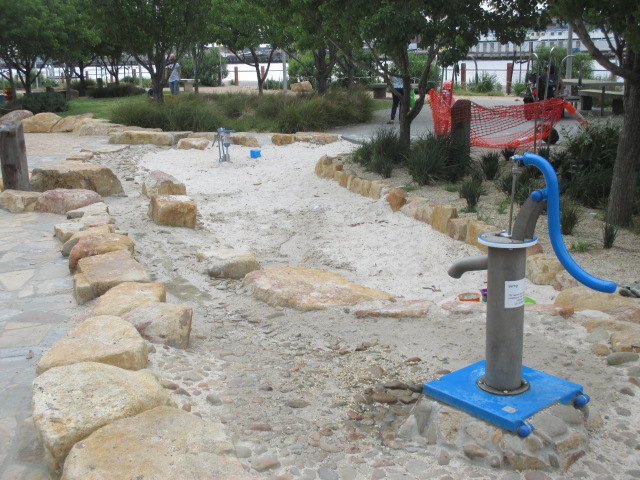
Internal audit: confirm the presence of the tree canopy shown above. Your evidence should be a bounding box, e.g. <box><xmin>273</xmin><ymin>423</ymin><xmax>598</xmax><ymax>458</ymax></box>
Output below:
<box><xmin>551</xmin><ymin>0</ymin><xmax>640</xmax><ymax>226</ymax></box>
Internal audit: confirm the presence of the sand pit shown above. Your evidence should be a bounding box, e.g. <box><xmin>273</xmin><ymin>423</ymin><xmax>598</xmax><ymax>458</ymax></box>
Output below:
<box><xmin>23</xmin><ymin>131</ymin><xmax>640</xmax><ymax>479</ymax></box>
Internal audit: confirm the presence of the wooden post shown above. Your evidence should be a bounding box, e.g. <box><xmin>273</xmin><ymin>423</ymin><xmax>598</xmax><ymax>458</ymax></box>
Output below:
<box><xmin>451</xmin><ymin>100</ymin><xmax>471</xmax><ymax>160</ymax></box>
<box><xmin>0</xmin><ymin>121</ymin><xmax>30</xmax><ymax>191</ymax></box>
<box><xmin>506</xmin><ymin>62</ymin><xmax>513</xmax><ymax>95</ymax></box>
<box><xmin>234</xmin><ymin>67</ymin><xmax>239</xmax><ymax>86</ymax></box>
<box><xmin>260</xmin><ymin>66</ymin><xmax>266</xmax><ymax>80</ymax></box>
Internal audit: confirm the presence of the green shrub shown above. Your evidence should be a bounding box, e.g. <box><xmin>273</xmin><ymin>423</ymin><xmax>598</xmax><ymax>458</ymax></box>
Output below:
<box><xmin>406</xmin><ymin>133</ymin><xmax>448</xmax><ymax>185</ymax></box>
<box><xmin>496</xmin><ymin>165</ymin><xmax>543</xmax><ymax>205</ymax></box>
<box><xmin>468</xmin><ymin>72</ymin><xmax>501</xmax><ymax>94</ymax></box>
<box><xmin>560</xmin><ymin>200</ymin><xmax>582</xmax><ymax>235</ymax></box>
<box><xmin>69</xmin><ymin>78</ymin><xmax>96</xmax><ymax>96</ymax></box>
<box><xmin>459</xmin><ymin>176</ymin><xmax>487</xmax><ymax>211</ymax></box>
<box><xmin>88</xmin><ymin>83</ymin><xmax>146</xmax><ymax>98</ymax></box>
<box><xmin>4</xmin><ymin>91</ymin><xmax>68</xmax><ymax>114</ymax></box>
<box><xmin>480</xmin><ymin>152</ymin><xmax>501</xmax><ymax>180</ymax></box>
<box><xmin>352</xmin><ymin>128</ymin><xmax>406</xmax><ymax>178</ymax></box>
<box><xmin>180</xmin><ymin>48</ymin><xmax>228</xmax><ymax>87</ymax></box>
<box><xmin>511</xmin><ymin>82</ymin><xmax>527</xmax><ymax>96</ymax></box>
<box><xmin>554</xmin><ymin>120</ymin><xmax>621</xmax><ymax>208</ymax></box>
<box><xmin>500</xmin><ymin>147</ymin><xmax>517</xmax><ymax>162</ymax></box>
<box><xmin>109</xmin><ymin>87</ymin><xmax>373</xmax><ymax>134</ymax></box>
<box><xmin>570</xmin><ymin>240</ymin><xmax>594</xmax><ymax>252</ymax></box>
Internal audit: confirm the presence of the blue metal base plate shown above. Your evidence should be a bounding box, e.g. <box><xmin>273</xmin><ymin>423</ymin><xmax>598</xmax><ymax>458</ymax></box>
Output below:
<box><xmin>423</xmin><ymin>360</ymin><xmax>584</xmax><ymax>432</ymax></box>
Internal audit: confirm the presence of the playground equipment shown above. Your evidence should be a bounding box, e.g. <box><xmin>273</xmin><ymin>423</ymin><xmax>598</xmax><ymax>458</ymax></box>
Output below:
<box><xmin>424</xmin><ymin>151</ymin><xmax>616</xmax><ymax>436</ymax></box>
<box><xmin>213</xmin><ymin>127</ymin><xmax>235</xmax><ymax>162</ymax></box>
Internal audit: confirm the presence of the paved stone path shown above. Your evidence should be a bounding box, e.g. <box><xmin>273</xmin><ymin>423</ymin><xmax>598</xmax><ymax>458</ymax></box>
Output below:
<box><xmin>0</xmin><ymin>210</ymin><xmax>89</xmax><ymax>479</ymax></box>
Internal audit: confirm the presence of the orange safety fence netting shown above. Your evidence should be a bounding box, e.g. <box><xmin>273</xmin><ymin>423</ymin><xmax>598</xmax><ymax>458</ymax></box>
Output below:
<box><xmin>429</xmin><ymin>88</ymin><xmax>577</xmax><ymax>149</ymax></box>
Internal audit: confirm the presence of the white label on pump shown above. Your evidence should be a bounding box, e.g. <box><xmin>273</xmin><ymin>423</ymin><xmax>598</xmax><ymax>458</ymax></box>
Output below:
<box><xmin>505</xmin><ymin>279</ymin><xmax>525</xmax><ymax>308</ymax></box>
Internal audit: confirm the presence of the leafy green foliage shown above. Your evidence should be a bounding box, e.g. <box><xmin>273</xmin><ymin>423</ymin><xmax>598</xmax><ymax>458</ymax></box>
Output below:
<box><xmin>480</xmin><ymin>152</ymin><xmax>502</xmax><ymax>180</ymax></box>
<box><xmin>496</xmin><ymin>165</ymin><xmax>543</xmax><ymax>205</ymax></box>
<box><xmin>459</xmin><ymin>176</ymin><xmax>487</xmax><ymax>211</ymax></box>
<box><xmin>109</xmin><ymin>87</ymin><xmax>373</xmax><ymax>133</ymax></box>
<box><xmin>552</xmin><ymin>120</ymin><xmax>621</xmax><ymax>208</ymax></box>
<box><xmin>4</xmin><ymin>91</ymin><xmax>68</xmax><ymax>114</ymax></box>
<box><xmin>468</xmin><ymin>72</ymin><xmax>502</xmax><ymax>94</ymax></box>
<box><xmin>560</xmin><ymin>200</ymin><xmax>582</xmax><ymax>235</ymax></box>
<box><xmin>180</xmin><ymin>48</ymin><xmax>228</xmax><ymax>87</ymax></box>
<box><xmin>406</xmin><ymin>133</ymin><xmax>448</xmax><ymax>185</ymax></box>
<box><xmin>88</xmin><ymin>84</ymin><xmax>146</xmax><ymax>98</ymax></box>
<box><xmin>351</xmin><ymin>128</ymin><xmax>407</xmax><ymax>178</ymax></box>
<box><xmin>529</xmin><ymin>45</ymin><xmax>594</xmax><ymax>81</ymax></box>
<box><xmin>275</xmin><ymin>87</ymin><xmax>373</xmax><ymax>133</ymax></box>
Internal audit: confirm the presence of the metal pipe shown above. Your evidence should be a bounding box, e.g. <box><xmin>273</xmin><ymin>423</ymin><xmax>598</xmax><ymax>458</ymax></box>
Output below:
<box><xmin>484</xmin><ymin>246</ymin><xmax>527</xmax><ymax>391</ymax></box>
<box><xmin>447</xmin><ymin>255</ymin><xmax>488</xmax><ymax>279</ymax></box>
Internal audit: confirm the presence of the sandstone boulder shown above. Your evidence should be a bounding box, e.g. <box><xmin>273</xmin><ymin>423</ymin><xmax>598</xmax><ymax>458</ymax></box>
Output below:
<box><xmin>109</xmin><ymin>130</ymin><xmax>191</xmax><ymax>146</ymax></box>
<box><xmin>431</xmin><ymin>204</ymin><xmax>458</xmax><ymax>233</ymax></box>
<box><xmin>230</xmin><ymin>134</ymin><xmax>260</xmax><ymax>148</ymax></box>
<box><xmin>50</xmin><ymin>113</ymin><xmax>96</xmax><ymax>133</ymax></box>
<box><xmin>148</xmin><ymin>195</ymin><xmax>197</xmax><ymax>228</ymax></box>
<box><xmin>93</xmin><ymin>282</ymin><xmax>166</xmax><ymax>317</ymax></box>
<box><xmin>123</xmin><ymin>302</ymin><xmax>192</xmax><ymax>349</ymax></box>
<box><xmin>36</xmin><ymin>316</ymin><xmax>148</xmax><ymax>375</ymax></box>
<box><xmin>35</xmin><ymin>188</ymin><xmax>102</xmax><ymax>215</ymax></box>
<box><xmin>271</xmin><ymin>133</ymin><xmax>295</xmax><ymax>145</ymax></box>
<box><xmin>68</xmin><ymin>233</ymin><xmax>135</xmax><ymax>272</ymax></box>
<box><xmin>187</xmin><ymin>132</ymin><xmax>217</xmax><ymax>141</ymax></box>
<box><xmin>555</xmin><ymin>286</ymin><xmax>639</xmax><ymax>318</ymax></box>
<box><xmin>386</xmin><ymin>188</ymin><xmax>408</xmax><ymax>212</ymax></box>
<box><xmin>466</xmin><ymin>219</ymin><xmax>498</xmax><ymax>252</ymax></box>
<box><xmin>355</xmin><ymin>300</ymin><xmax>434</xmax><ymax>318</ymax></box>
<box><xmin>65</xmin><ymin>151</ymin><xmax>94</xmax><ymax>162</ymax></box>
<box><xmin>30</xmin><ymin>163</ymin><xmax>123</xmax><ymax>197</ymax></box>
<box><xmin>73</xmin><ymin>119</ymin><xmax>122</xmax><ymax>136</ymax></box>
<box><xmin>290</xmin><ymin>81</ymin><xmax>313</xmax><ymax>92</ymax></box>
<box><xmin>21</xmin><ymin>112</ymin><xmax>61</xmax><ymax>133</ymax></box>
<box><xmin>369</xmin><ymin>181</ymin><xmax>390</xmax><ymax>200</ymax></box>
<box><xmin>197</xmin><ymin>248</ymin><xmax>260</xmax><ymax>279</ymax></box>
<box><xmin>61</xmin><ymin>225</ymin><xmax>115</xmax><ymax>256</ymax></box>
<box><xmin>32</xmin><ymin>362</ymin><xmax>173</xmax><ymax>471</ymax></box>
<box><xmin>526</xmin><ymin>254</ymin><xmax>565</xmax><ymax>285</ymax></box>
<box><xmin>295</xmin><ymin>133</ymin><xmax>338</xmax><ymax>144</ymax></box>
<box><xmin>54</xmin><ymin>222</ymin><xmax>86</xmax><ymax>243</ymax></box>
<box><xmin>73</xmin><ymin>250</ymin><xmax>150</xmax><ymax>304</ymax></box>
<box><xmin>0</xmin><ymin>189</ymin><xmax>40</xmax><ymax>213</ymax></box>
<box><xmin>60</xmin><ymin>406</ymin><xmax>249</xmax><ymax>480</ymax></box>
<box><xmin>66</xmin><ymin>201</ymin><xmax>109</xmax><ymax>219</ymax></box>
<box><xmin>176</xmin><ymin>137</ymin><xmax>210</xmax><ymax>150</ymax></box>
<box><xmin>448</xmin><ymin>217</ymin><xmax>470</xmax><ymax>241</ymax></box>
<box><xmin>242</xmin><ymin>266</ymin><xmax>395</xmax><ymax>311</ymax></box>
<box><xmin>315</xmin><ymin>155</ymin><xmax>332</xmax><ymax>177</ymax></box>
<box><xmin>142</xmin><ymin>170</ymin><xmax>187</xmax><ymax>198</ymax></box>
<box><xmin>0</xmin><ymin>109</ymin><xmax>33</xmax><ymax>124</ymax></box>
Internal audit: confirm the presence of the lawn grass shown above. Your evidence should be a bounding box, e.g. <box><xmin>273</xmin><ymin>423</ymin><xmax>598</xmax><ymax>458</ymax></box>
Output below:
<box><xmin>373</xmin><ymin>99</ymin><xmax>392</xmax><ymax>110</ymax></box>
<box><xmin>60</xmin><ymin>95</ymin><xmax>143</xmax><ymax>119</ymax></box>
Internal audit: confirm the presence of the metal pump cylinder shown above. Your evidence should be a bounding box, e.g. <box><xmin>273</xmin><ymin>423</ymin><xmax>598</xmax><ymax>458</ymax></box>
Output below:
<box><xmin>484</xmin><ymin>245</ymin><xmax>527</xmax><ymax>392</ymax></box>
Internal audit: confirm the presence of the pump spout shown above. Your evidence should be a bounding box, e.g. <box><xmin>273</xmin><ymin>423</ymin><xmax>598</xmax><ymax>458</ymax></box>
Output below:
<box><xmin>448</xmin><ymin>255</ymin><xmax>489</xmax><ymax>279</ymax></box>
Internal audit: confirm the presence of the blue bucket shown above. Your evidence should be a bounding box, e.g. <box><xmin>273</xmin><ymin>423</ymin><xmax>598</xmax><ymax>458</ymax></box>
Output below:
<box><xmin>250</xmin><ymin>149</ymin><xmax>261</xmax><ymax>158</ymax></box>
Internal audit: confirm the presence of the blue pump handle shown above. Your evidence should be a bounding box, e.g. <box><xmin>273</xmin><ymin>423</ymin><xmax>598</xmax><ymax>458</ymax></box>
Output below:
<box><xmin>513</xmin><ymin>152</ymin><xmax>616</xmax><ymax>293</ymax></box>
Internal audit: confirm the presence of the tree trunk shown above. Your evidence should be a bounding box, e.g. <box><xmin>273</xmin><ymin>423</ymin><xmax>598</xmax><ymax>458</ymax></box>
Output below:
<box><xmin>607</xmin><ymin>78</ymin><xmax>640</xmax><ymax>226</ymax></box>
<box><xmin>64</xmin><ymin>65</ymin><xmax>73</xmax><ymax>101</ymax></box>
<box><xmin>152</xmin><ymin>73</ymin><xmax>164</xmax><ymax>104</ymax></box>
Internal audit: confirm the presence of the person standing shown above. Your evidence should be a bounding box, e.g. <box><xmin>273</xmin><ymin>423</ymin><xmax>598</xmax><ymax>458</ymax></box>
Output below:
<box><xmin>387</xmin><ymin>75</ymin><xmax>404</xmax><ymax>124</ymax></box>
<box><xmin>168</xmin><ymin>55</ymin><xmax>181</xmax><ymax>95</ymax></box>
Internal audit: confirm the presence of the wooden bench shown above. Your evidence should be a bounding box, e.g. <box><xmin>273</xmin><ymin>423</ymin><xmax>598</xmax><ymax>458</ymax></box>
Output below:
<box><xmin>578</xmin><ymin>89</ymin><xmax>624</xmax><ymax>115</ymax></box>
